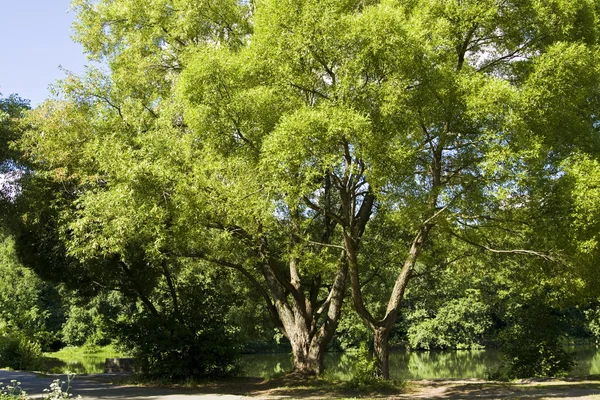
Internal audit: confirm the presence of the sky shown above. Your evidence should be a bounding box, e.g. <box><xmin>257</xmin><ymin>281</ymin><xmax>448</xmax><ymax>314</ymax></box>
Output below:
<box><xmin>0</xmin><ymin>1</ymin><xmax>89</xmax><ymax>107</ymax></box>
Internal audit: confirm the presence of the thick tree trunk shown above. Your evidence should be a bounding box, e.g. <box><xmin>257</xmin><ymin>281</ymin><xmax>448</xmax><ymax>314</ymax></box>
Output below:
<box><xmin>289</xmin><ymin>330</ymin><xmax>325</xmax><ymax>375</ymax></box>
<box><xmin>284</xmin><ymin>262</ymin><xmax>347</xmax><ymax>375</ymax></box>
<box><xmin>373</xmin><ymin>327</ymin><xmax>391</xmax><ymax>379</ymax></box>
<box><xmin>260</xmin><ymin>247</ymin><xmax>348</xmax><ymax>376</ymax></box>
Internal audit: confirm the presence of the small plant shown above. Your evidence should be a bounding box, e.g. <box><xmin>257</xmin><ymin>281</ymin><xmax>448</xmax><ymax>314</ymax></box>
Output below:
<box><xmin>42</xmin><ymin>374</ymin><xmax>81</xmax><ymax>400</ymax></box>
<box><xmin>346</xmin><ymin>344</ymin><xmax>398</xmax><ymax>391</ymax></box>
<box><xmin>0</xmin><ymin>380</ymin><xmax>27</xmax><ymax>399</ymax></box>
<box><xmin>0</xmin><ymin>375</ymin><xmax>81</xmax><ymax>400</ymax></box>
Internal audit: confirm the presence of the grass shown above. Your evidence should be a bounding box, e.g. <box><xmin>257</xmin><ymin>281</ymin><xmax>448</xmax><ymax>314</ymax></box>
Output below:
<box><xmin>104</xmin><ymin>371</ymin><xmax>408</xmax><ymax>399</ymax></box>
<box><xmin>44</xmin><ymin>344</ymin><xmax>126</xmax><ymax>358</ymax></box>
<box><xmin>41</xmin><ymin>345</ymin><xmax>127</xmax><ymax>374</ymax></box>
<box><xmin>92</xmin><ymin>372</ymin><xmax>600</xmax><ymax>399</ymax></box>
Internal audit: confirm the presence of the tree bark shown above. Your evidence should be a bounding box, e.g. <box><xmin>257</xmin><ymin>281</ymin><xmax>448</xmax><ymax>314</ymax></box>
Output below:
<box><xmin>276</xmin><ymin>262</ymin><xmax>347</xmax><ymax>375</ymax></box>
<box><xmin>288</xmin><ymin>325</ymin><xmax>326</xmax><ymax>375</ymax></box>
<box><xmin>373</xmin><ymin>327</ymin><xmax>391</xmax><ymax>379</ymax></box>
<box><xmin>258</xmin><ymin>239</ymin><xmax>348</xmax><ymax>376</ymax></box>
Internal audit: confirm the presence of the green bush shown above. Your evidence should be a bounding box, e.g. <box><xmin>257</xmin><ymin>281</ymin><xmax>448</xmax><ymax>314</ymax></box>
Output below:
<box><xmin>346</xmin><ymin>344</ymin><xmax>397</xmax><ymax>390</ymax></box>
<box><xmin>117</xmin><ymin>315</ymin><xmax>239</xmax><ymax>379</ymax></box>
<box><xmin>61</xmin><ymin>306</ymin><xmax>93</xmax><ymax>347</ymax></box>
<box><xmin>0</xmin><ymin>334</ymin><xmax>42</xmax><ymax>371</ymax></box>
<box><xmin>492</xmin><ymin>304</ymin><xmax>575</xmax><ymax>379</ymax></box>
<box><xmin>111</xmin><ymin>273</ymin><xmax>242</xmax><ymax>380</ymax></box>
<box><xmin>407</xmin><ymin>293</ymin><xmax>492</xmax><ymax>350</ymax></box>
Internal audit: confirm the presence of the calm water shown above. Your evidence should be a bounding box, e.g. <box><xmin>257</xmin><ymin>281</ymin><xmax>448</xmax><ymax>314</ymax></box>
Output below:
<box><xmin>43</xmin><ymin>346</ymin><xmax>600</xmax><ymax>379</ymax></box>
<box><xmin>241</xmin><ymin>346</ymin><xmax>600</xmax><ymax>380</ymax></box>
<box><xmin>42</xmin><ymin>351</ymin><xmax>122</xmax><ymax>374</ymax></box>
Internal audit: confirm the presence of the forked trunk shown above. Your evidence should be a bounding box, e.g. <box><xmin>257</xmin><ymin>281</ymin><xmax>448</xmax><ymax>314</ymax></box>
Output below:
<box><xmin>289</xmin><ymin>331</ymin><xmax>325</xmax><ymax>375</ymax></box>
<box><xmin>260</xmin><ymin>250</ymin><xmax>348</xmax><ymax>376</ymax></box>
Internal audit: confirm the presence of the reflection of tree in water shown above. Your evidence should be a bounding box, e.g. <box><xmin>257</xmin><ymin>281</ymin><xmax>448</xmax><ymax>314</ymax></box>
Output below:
<box><xmin>391</xmin><ymin>350</ymin><xmax>501</xmax><ymax>380</ymax></box>
<box><xmin>588</xmin><ymin>351</ymin><xmax>600</xmax><ymax>375</ymax></box>
<box><xmin>241</xmin><ymin>353</ymin><xmax>292</xmax><ymax>377</ymax></box>
<box><xmin>242</xmin><ymin>350</ymin><xmax>504</xmax><ymax>380</ymax></box>
<box><xmin>42</xmin><ymin>356</ymin><xmax>106</xmax><ymax>374</ymax></box>
<box><xmin>322</xmin><ymin>352</ymin><xmax>358</xmax><ymax>381</ymax></box>
<box><xmin>322</xmin><ymin>350</ymin><xmax>503</xmax><ymax>380</ymax></box>
<box><xmin>569</xmin><ymin>346</ymin><xmax>600</xmax><ymax>376</ymax></box>
<box><xmin>49</xmin><ymin>346</ymin><xmax>593</xmax><ymax>378</ymax></box>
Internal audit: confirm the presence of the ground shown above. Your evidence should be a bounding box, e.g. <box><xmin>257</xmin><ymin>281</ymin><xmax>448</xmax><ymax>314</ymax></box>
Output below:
<box><xmin>186</xmin><ymin>376</ymin><xmax>600</xmax><ymax>399</ymax></box>
<box><xmin>1</xmin><ymin>370</ymin><xmax>600</xmax><ymax>399</ymax></box>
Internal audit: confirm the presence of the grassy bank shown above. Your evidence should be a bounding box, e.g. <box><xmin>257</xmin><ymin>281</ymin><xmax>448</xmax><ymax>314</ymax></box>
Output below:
<box><xmin>42</xmin><ymin>345</ymin><xmax>127</xmax><ymax>374</ymax></box>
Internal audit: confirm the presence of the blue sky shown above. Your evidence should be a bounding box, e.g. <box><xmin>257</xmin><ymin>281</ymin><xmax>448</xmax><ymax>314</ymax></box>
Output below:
<box><xmin>0</xmin><ymin>1</ymin><xmax>89</xmax><ymax>107</ymax></box>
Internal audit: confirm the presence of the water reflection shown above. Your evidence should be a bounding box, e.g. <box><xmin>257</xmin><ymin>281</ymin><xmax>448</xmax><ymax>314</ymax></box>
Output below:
<box><xmin>44</xmin><ymin>345</ymin><xmax>600</xmax><ymax>378</ymax></box>
<box><xmin>242</xmin><ymin>346</ymin><xmax>600</xmax><ymax>380</ymax></box>
<box><xmin>42</xmin><ymin>355</ymin><xmax>109</xmax><ymax>374</ymax></box>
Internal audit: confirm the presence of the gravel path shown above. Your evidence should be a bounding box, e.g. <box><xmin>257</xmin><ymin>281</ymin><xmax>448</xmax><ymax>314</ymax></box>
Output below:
<box><xmin>0</xmin><ymin>370</ymin><xmax>250</xmax><ymax>400</ymax></box>
<box><xmin>2</xmin><ymin>369</ymin><xmax>600</xmax><ymax>399</ymax></box>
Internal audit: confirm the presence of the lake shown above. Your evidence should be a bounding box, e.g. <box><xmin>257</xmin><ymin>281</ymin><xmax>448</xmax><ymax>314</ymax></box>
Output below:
<box><xmin>43</xmin><ymin>345</ymin><xmax>600</xmax><ymax>379</ymax></box>
<box><xmin>242</xmin><ymin>346</ymin><xmax>600</xmax><ymax>380</ymax></box>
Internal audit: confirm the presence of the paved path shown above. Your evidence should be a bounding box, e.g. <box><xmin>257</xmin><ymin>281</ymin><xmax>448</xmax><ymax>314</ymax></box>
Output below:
<box><xmin>0</xmin><ymin>370</ymin><xmax>250</xmax><ymax>400</ymax></box>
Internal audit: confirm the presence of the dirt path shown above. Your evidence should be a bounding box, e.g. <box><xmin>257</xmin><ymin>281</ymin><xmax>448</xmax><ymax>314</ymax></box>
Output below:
<box><xmin>395</xmin><ymin>378</ymin><xmax>600</xmax><ymax>399</ymax></box>
<box><xmin>2</xmin><ymin>370</ymin><xmax>600</xmax><ymax>399</ymax></box>
<box><xmin>187</xmin><ymin>377</ymin><xmax>600</xmax><ymax>399</ymax></box>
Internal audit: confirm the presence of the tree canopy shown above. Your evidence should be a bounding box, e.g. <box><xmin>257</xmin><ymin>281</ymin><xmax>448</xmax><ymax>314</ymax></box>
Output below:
<box><xmin>6</xmin><ymin>0</ymin><xmax>600</xmax><ymax>379</ymax></box>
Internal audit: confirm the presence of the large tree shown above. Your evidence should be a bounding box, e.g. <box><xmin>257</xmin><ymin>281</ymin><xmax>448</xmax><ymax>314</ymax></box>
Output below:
<box><xmin>17</xmin><ymin>0</ymin><xmax>600</xmax><ymax>379</ymax></box>
<box><xmin>180</xmin><ymin>0</ymin><xmax>600</xmax><ymax>378</ymax></box>
<box><xmin>19</xmin><ymin>0</ymin><xmax>350</xmax><ymax>375</ymax></box>
<box><xmin>338</xmin><ymin>0</ymin><xmax>600</xmax><ymax>377</ymax></box>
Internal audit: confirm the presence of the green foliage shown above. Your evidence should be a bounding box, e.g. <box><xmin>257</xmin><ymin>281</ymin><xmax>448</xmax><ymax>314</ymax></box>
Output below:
<box><xmin>0</xmin><ymin>93</ymin><xmax>29</xmax><ymax>172</ymax></box>
<box><xmin>0</xmin><ymin>333</ymin><xmax>42</xmax><ymax>371</ymax></box>
<box><xmin>342</xmin><ymin>345</ymin><xmax>400</xmax><ymax>391</ymax></box>
<box><xmin>0</xmin><ymin>233</ymin><xmax>64</xmax><ymax>351</ymax></box>
<box><xmin>10</xmin><ymin>0</ymin><xmax>600</xmax><ymax>380</ymax></box>
<box><xmin>61</xmin><ymin>292</ymin><xmax>121</xmax><ymax>347</ymax></box>
<box><xmin>335</xmin><ymin>305</ymin><xmax>372</xmax><ymax>351</ymax></box>
<box><xmin>407</xmin><ymin>294</ymin><xmax>491</xmax><ymax>350</ymax></box>
<box><xmin>585</xmin><ymin>307</ymin><xmax>600</xmax><ymax>341</ymax></box>
<box><xmin>109</xmin><ymin>268</ymin><xmax>242</xmax><ymax>379</ymax></box>
<box><xmin>346</xmin><ymin>344</ymin><xmax>385</xmax><ymax>389</ymax></box>
<box><xmin>492</xmin><ymin>302</ymin><xmax>575</xmax><ymax>379</ymax></box>
<box><xmin>115</xmin><ymin>315</ymin><xmax>239</xmax><ymax>379</ymax></box>
<box><xmin>60</xmin><ymin>307</ymin><xmax>92</xmax><ymax>347</ymax></box>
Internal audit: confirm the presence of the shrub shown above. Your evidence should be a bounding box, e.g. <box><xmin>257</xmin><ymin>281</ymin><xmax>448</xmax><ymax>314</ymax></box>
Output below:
<box><xmin>0</xmin><ymin>334</ymin><xmax>42</xmax><ymax>371</ymax></box>
<box><xmin>346</xmin><ymin>344</ymin><xmax>398</xmax><ymax>390</ymax></box>
<box><xmin>111</xmin><ymin>273</ymin><xmax>242</xmax><ymax>380</ymax></box>
<box><xmin>114</xmin><ymin>314</ymin><xmax>240</xmax><ymax>379</ymax></box>
<box><xmin>492</xmin><ymin>303</ymin><xmax>575</xmax><ymax>379</ymax></box>
<box><xmin>407</xmin><ymin>293</ymin><xmax>492</xmax><ymax>350</ymax></box>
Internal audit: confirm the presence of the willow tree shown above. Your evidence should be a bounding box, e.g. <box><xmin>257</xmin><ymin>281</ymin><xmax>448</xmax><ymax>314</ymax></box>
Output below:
<box><xmin>188</xmin><ymin>0</ymin><xmax>599</xmax><ymax>378</ymax></box>
<box><xmin>19</xmin><ymin>0</ymin><xmax>600</xmax><ymax>378</ymax></box>
<box><xmin>340</xmin><ymin>0</ymin><xmax>600</xmax><ymax>378</ymax></box>
<box><xmin>20</xmin><ymin>0</ymin><xmax>351</xmax><ymax>375</ymax></box>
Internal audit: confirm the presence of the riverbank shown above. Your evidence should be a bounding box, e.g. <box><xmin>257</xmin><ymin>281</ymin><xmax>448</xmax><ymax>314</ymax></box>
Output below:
<box><xmin>2</xmin><ymin>369</ymin><xmax>599</xmax><ymax>399</ymax></box>
<box><xmin>43</xmin><ymin>345</ymin><xmax>600</xmax><ymax>378</ymax></box>
<box><xmin>88</xmin><ymin>374</ymin><xmax>600</xmax><ymax>399</ymax></box>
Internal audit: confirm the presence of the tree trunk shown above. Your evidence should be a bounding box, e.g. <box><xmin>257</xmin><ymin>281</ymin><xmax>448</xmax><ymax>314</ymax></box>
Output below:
<box><xmin>260</xmin><ymin>251</ymin><xmax>348</xmax><ymax>376</ymax></box>
<box><xmin>289</xmin><ymin>330</ymin><xmax>325</xmax><ymax>375</ymax></box>
<box><xmin>284</xmin><ymin>262</ymin><xmax>347</xmax><ymax>375</ymax></box>
<box><xmin>373</xmin><ymin>327</ymin><xmax>391</xmax><ymax>379</ymax></box>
